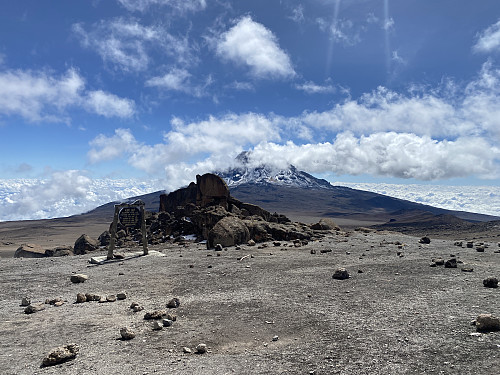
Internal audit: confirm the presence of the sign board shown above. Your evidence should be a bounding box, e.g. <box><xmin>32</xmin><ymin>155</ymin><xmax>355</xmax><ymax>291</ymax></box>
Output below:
<box><xmin>119</xmin><ymin>206</ymin><xmax>141</xmax><ymax>228</ymax></box>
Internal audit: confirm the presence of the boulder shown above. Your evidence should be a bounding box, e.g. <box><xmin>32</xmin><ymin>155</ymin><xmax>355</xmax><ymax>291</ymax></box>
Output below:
<box><xmin>419</xmin><ymin>236</ymin><xmax>431</xmax><ymax>244</ymax></box>
<box><xmin>444</xmin><ymin>258</ymin><xmax>457</xmax><ymax>268</ymax></box>
<box><xmin>476</xmin><ymin>314</ymin><xmax>500</xmax><ymax>332</ymax></box>
<box><xmin>14</xmin><ymin>244</ymin><xmax>47</xmax><ymax>258</ymax></box>
<box><xmin>483</xmin><ymin>277</ymin><xmax>498</xmax><ymax>288</ymax></box>
<box><xmin>332</xmin><ymin>268</ymin><xmax>350</xmax><ymax>280</ymax></box>
<box><xmin>42</xmin><ymin>344</ymin><xmax>79</xmax><ymax>367</ymax></box>
<box><xmin>98</xmin><ymin>231</ymin><xmax>111</xmax><ymax>247</ymax></box>
<box><xmin>73</xmin><ymin>234</ymin><xmax>98</xmax><ymax>255</ymax></box>
<box><xmin>45</xmin><ymin>246</ymin><xmax>73</xmax><ymax>257</ymax></box>
<box><xmin>196</xmin><ymin>173</ymin><xmax>230</xmax><ymax>208</ymax></box>
<box><xmin>310</xmin><ymin>218</ymin><xmax>340</xmax><ymax>231</ymax></box>
<box><xmin>208</xmin><ymin>216</ymin><xmax>250</xmax><ymax>248</ymax></box>
<box><xmin>24</xmin><ymin>303</ymin><xmax>45</xmax><ymax>314</ymax></box>
<box><xmin>70</xmin><ymin>274</ymin><xmax>88</xmax><ymax>284</ymax></box>
<box><xmin>120</xmin><ymin>327</ymin><xmax>136</xmax><ymax>340</ymax></box>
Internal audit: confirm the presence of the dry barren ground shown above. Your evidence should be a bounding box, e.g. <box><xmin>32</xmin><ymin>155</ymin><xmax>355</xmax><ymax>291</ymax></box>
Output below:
<box><xmin>1</xmin><ymin>231</ymin><xmax>500</xmax><ymax>374</ymax></box>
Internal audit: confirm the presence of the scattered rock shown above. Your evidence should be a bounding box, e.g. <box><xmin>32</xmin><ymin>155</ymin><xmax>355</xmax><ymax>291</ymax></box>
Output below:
<box><xmin>444</xmin><ymin>258</ymin><xmax>457</xmax><ymax>268</ymax></box>
<box><xmin>42</xmin><ymin>343</ymin><xmax>79</xmax><ymax>367</ymax></box>
<box><xmin>45</xmin><ymin>297</ymin><xmax>63</xmax><ymax>305</ymax></box>
<box><xmin>419</xmin><ymin>237</ymin><xmax>431</xmax><ymax>244</ymax></box>
<box><xmin>162</xmin><ymin>319</ymin><xmax>173</xmax><ymax>327</ymax></box>
<box><xmin>86</xmin><ymin>293</ymin><xmax>100</xmax><ymax>302</ymax></box>
<box><xmin>183</xmin><ymin>347</ymin><xmax>192</xmax><ymax>354</ymax></box>
<box><xmin>454</xmin><ymin>241</ymin><xmax>463</xmax><ymax>247</ymax></box>
<box><xmin>432</xmin><ymin>258</ymin><xmax>445</xmax><ymax>266</ymax></box>
<box><xmin>70</xmin><ymin>274</ymin><xmax>88</xmax><ymax>284</ymax></box>
<box><xmin>461</xmin><ymin>267</ymin><xmax>474</xmax><ymax>272</ymax></box>
<box><xmin>21</xmin><ymin>297</ymin><xmax>31</xmax><ymax>306</ymax></box>
<box><xmin>247</xmin><ymin>240</ymin><xmax>256</xmax><ymax>246</ymax></box>
<box><xmin>152</xmin><ymin>321</ymin><xmax>163</xmax><ymax>331</ymax></box>
<box><xmin>320</xmin><ymin>249</ymin><xmax>332</xmax><ymax>253</ymax></box>
<box><xmin>24</xmin><ymin>303</ymin><xmax>45</xmax><ymax>314</ymax></box>
<box><xmin>196</xmin><ymin>343</ymin><xmax>207</xmax><ymax>354</ymax></box>
<box><xmin>273</xmin><ymin>242</ymin><xmax>281</xmax><ymax>247</ymax></box>
<box><xmin>476</xmin><ymin>247</ymin><xmax>485</xmax><ymax>253</ymax></box>
<box><xmin>466</xmin><ymin>241</ymin><xmax>474</xmax><ymax>248</ymax></box>
<box><xmin>76</xmin><ymin>293</ymin><xmax>87</xmax><ymax>303</ymax></box>
<box><xmin>476</xmin><ymin>314</ymin><xmax>500</xmax><ymax>332</ymax></box>
<box><xmin>144</xmin><ymin>310</ymin><xmax>166</xmax><ymax>320</ymax></box>
<box><xmin>310</xmin><ymin>218</ymin><xmax>340</xmax><ymax>231</ymax></box>
<box><xmin>120</xmin><ymin>327</ymin><xmax>136</xmax><ymax>340</ymax></box>
<box><xmin>73</xmin><ymin>234</ymin><xmax>99</xmax><ymax>255</ymax></box>
<box><xmin>310</xmin><ymin>249</ymin><xmax>316</xmax><ymax>254</ymax></box>
<box><xmin>133</xmin><ymin>305</ymin><xmax>144</xmax><ymax>312</ymax></box>
<box><xmin>214</xmin><ymin>243</ymin><xmax>223</xmax><ymax>251</ymax></box>
<box><xmin>483</xmin><ymin>277</ymin><xmax>498</xmax><ymax>288</ymax></box>
<box><xmin>106</xmin><ymin>295</ymin><xmax>117</xmax><ymax>302</ymax></box>
<box><xmin>272</xmin><ymin>335</ymin><xmax>279</xmax><ymax>342</ymax></box>
<box><xmin>167</xmin><ymin>297</ymin><xmax>180</xmax><ymax>308</ymax></box>
<box><xmin>332</xmin><ymin>268</ymin><xmax>350</xmax><ymax>280</ymax></box>
<box><xmin>14</xmin><ymin>243</ymin><xmax>47</xmax><ymax>258</ymax></box>
<box><xmin>117</xmin><ymin>292</ymin><xmax>127</xmax><ymax>300</ymax></box>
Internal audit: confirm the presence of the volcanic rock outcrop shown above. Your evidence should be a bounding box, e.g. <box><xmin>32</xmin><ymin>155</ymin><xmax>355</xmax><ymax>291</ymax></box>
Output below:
<box><xmin>108</xmin><ymin>173</ymin><xmax>339</xmax><ymax>249</ymax></box>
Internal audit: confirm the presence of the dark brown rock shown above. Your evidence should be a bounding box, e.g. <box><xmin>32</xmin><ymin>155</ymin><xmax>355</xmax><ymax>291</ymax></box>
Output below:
<box><xmin>42</xmin><ymin>344</ymin><xmax>79</xmax><ymax>367</ymax></box>
<box><xmin>483</xmin><ymin>277</ymin><xmax>498</xmax><ymax>288</ymax></box>
<box><xmin>476</xmin><ymin>314</ymin><xmax>500</xmax><ymax>332</ymax></box>
<box><xmin>332</xmin><ymin>268</ymin><xmax>350</xmax><ymax>280</ymax></box>
<box><xmin>73</xmin><ymin>234</ymin><xmax>98</xmax><ymax>255</ymax></box>
<box><xmin>14</xmin><ymin>244</ymin><xmax>47</xmax><ymax>258</ymax></box>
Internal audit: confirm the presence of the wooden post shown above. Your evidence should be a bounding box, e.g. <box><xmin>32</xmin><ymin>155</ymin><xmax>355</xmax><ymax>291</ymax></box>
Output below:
<box><xmin>107</xmin><ymin>205</ymin><xmax>120</xmax><ymax>260</ymax></box>
<box><xmin>140</xmin><ymin>204</ymin><xmax>148</xmax><ymax>255</ymax></box>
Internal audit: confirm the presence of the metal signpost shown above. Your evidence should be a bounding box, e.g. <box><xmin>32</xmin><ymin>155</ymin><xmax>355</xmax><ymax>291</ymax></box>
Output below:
<box><xmin>107</xmin><ymin>200</ymin><xmax>148</xmax><ymax>260</ymax></box>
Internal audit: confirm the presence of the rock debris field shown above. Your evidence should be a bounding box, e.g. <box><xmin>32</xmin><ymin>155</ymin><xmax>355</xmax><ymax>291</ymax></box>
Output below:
<box><xmin>1</xmin><ymin>229</ymin><xmax>500</xmax><ymax>375</ymax></box>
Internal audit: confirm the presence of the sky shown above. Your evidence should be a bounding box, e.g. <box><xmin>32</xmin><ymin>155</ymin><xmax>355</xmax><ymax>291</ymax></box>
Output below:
<box><xmin>1</xmin><ymin>0</ymin><xmax>500</xmax><ymax>220</ymax></box>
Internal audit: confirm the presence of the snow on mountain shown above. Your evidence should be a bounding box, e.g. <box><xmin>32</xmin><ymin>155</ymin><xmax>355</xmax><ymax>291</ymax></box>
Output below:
<box><xmin>217</xmin><ymin>152</ymin><xmax>332</xmax><ymax>189</ymax></box>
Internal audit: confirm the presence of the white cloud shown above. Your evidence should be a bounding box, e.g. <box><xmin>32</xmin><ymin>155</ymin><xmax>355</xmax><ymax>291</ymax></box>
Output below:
<box><xmin>316</xmin><ymin>18</ymin><xmax>361</xmax><ymax>46</ymax></box>
<box><xmin>0</xmin><ymin>68</ymin><xmax>134</xmax><ymax>122</ymax></box>
<box><xmin>88</xmin><ymin>128</ymin><xmax>140</xmax><ymax>164</ymax></box>
<box><xmin>216</xmin><ymin>16</ymin><xmax>295</xmax><ymax>80</ymax></box>
<box><xmin>295</xmin><ymin>81</ymin><xmax>336</xmax><ymax>94</ymax></box>
<box><xmin>73</xmin><ymin>18</ymin><xmax>195</xmax><ymax>72</ymax></box>
<box><xmin>117</xmin><ymin>0</ymin><xmax>206</xmax><ymax>13</ymax></box>
<box><xmin>473</xmin><ymin>19</ymin><xmax>500</xmax><ymax>53</ymax></box>
<box><xmin>85</xmin><ymin>90</ymin><xmax>135</xmax><ymax>118</ymax></box>
<box><xmin>146</xmin><ymin>68</ymin><xmax>191</xmax><ymax>91</ymax></box>
<box><xmin>289</xmin><ymin>5</ymin><xmax>305</xmax><ymax>24</ymax></box>
<box><xmin>0</xmin><ymin>174</ymin><xmax>165</xmax><ymax>221</ymax></box>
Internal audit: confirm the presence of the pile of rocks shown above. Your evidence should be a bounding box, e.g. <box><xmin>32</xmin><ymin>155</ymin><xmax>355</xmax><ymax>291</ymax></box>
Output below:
<box><xmin>102</xmin><ymin>173</ymin><xmax>341</xmax><ymax>249</ymax></box>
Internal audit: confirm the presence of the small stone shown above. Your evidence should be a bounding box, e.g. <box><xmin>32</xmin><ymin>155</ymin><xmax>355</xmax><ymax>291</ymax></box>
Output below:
<box><xmin>320</xmin><ymin>249</ymin><xmax>332</xmax><ymax>253</ymax></box>
<box><xmin>166</xmin><ymin>313</ymin><xmax>177</xmax><ymax>321</ymax></box>
<box><xmin>106</xmin><ymin>295</ymin><xmax>117</xmax><ymax>302</ymax></box>
<box><xmin>357</xmin><ymin>269</ymin><xmax>363</xmax><ymax>274</ymax></box>
<box><xmin>466</xmin><ymin>241</ymin><xmax>474</xmax><ymax>248</ymax></box>
<box><xmin>345</xmin><ymin>251</ymin><xmax>351</xmax><ymax>255</ymax></box>
<box><xmin>76</xmin><ymin>293</ymin><xmax>87</xmax><ymax>303</ymax></box>
<box><xmin>98</xmin><ymin>296</ymin><xmax>107</xmax><ymax>303</ymax></box>
<box><xmin>117</xmin><ymin>292</ymin><xmax>127</xmax><ymax>300</ymax></box>
<box><xmin>432</xmin><ymin>258</ymin><xmax>445</xmax><ymax>266</ymax></box>
<box><xmin>332</xmin><ymin>268</ymin><xmax>350</xmax><ymax>280</ymax></box>
<box><xmin>444</xmin><ymin>258</ymin><xmax>457</xmax><ymax>268</ymax></box>
<box><xmin>70</xmin><ymin>274</ymin><xmax>88</xmax><ymax>283</ymax></box>
<box><xmin>476</xmin><ymin>314</ymin><xmax>500</xmax><ymax>332</ymax></box>
<box><xmin>476</xmin><ymin>247</ymin><xmax>485</xmax><ymax>252</ymax></box>
<box><xmin>167</xmin><ymin>297</ymin><xmax>180</xmax><ymax>308</ymax></box>
<box><xmin>42</xmin><ymin>344</ymin><xmax>79</xmax><ymax>367</ymax></box>
<box><xmin>310</xmin><ymin>249</ymin><xmax>316</xmax><ymax>254</ymax></box>
<box><xmin>419</xmin><ymin>236</ymin><xmax>431</xmax><ymax>244</ymax></box>
<box><xmin>54</xmin><ymin>301</ymin><xmax>64</xmax><ymax>307</ymax></box>
<box><xmin>144</xmin><ymin>310</ymin><xmax>166</xmax><ymax>320</ymax></box>
<box><xmin>130</xmin><ymin>302</ymin><xmax>139</xmax><ymax>309</ymax></box>
<box><xmin>133</xmin><ymin>305</ymin><xmax>144</xmax><ymax>312</ymax></box>
<box><xmin>429</xmin><ymin>262</ymin><xmax>437</xmax><ymax>267</ymax></box>
<box><xmin>272</xmin><ymin>335</ymin><xmax>279</xmax><ymax>342</ymax></box>
<box><xmin>461</xmin><ymin>267</ymin><xmax>474</xmax><ymax>272</ymax></box>
<box><xmin>183</xmin><ymin>347</ymin><xmax>192</xmax><ymax>354</ymax></box>
<box><xmin>120</xmin><ymin>327</ymin><xmax>136</xmax><ymax>340</ymax></box>
<box><xmin>235</xmin><ymin>246</ymin><xmax>241</xmax><ymax>250</ymax></box>
<box><xmin>214</xmin><ymin>244</ymin><xmax>223</xmax><ymax>251</ymax></box>
<box><xmin>152</xmin><ymin>321</ymin><xmax>163</xmax><ymax>330</ymax></box>
<box><xmin>273</xmin><ymin>242</ymin><xmax>281</xmax><ymax>247</ymax></box>
<box><xmin>20</xmin><ymin>297</ymin><xmax>31</xmax><ymax>306</ymax></box>
<box><xmin>196</xmin><ymin>343</ymin><xmax>207</xmax><ymax>354</ymax></box>
<box><xmin>162</xmin><ymin>319</ymin><xmax>173</xmax><ymax>327</ymax></box>
<box><xmin>247</xmin><ymin>240</ymin><xmax>256</xmax><ymax>246</ymax></box>
<box><xmin>483</xmin><ymin>277</ymin><xmax>498</xmax><ymax>288</ymax></box>
<box><xmin>24</xmin><ymin>303</ymin><xmax>46</xmax><ymax>314</ymax></box>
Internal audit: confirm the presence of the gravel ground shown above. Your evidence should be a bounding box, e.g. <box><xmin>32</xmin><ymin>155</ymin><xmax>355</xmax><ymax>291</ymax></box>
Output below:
<box><xmin>1</xmin><ymin>230</ymin><xmax>500</xmax><ymax>374</ymax></box>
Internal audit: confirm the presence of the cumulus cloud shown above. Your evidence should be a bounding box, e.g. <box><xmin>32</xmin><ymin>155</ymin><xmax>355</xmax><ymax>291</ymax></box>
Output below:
<box><xmin>473</xmin><ymin>19</ymin><xmax>500</xmax><ymax>53</ymax></box>
<box><xmin>0</xmin><ymin>68</ymin><xmax>134</xmax><ymax>122</ymax></box>
<box><xmin>216</xmin><ymin>16</ymin><xmax>295</xmax><ymax>80</ymax></box>
<box><xmin>145</xmin><ymin>68</ymin><xmax>211</xmax><ymax>97</ymax></box>
<box><xmin>86</xmin><ymin>62</ymin><xmax>500</xmax><ymax>183</ymax></box>
<box><xmin>117</xmin><ymin>0</ymin><xmax>206</xmax><ymax>13</ymax></box>
<box><xmin>73</xmin><ymin>18</ymin><xmax>195</xmax><ymax>72</ymax></box>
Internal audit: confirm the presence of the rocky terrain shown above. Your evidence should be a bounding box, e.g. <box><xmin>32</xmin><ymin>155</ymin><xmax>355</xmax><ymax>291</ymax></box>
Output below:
<box><xmin>1</xmin><ymin>228</ymin><xmax>500</xmax><ymax>374</ymax></box>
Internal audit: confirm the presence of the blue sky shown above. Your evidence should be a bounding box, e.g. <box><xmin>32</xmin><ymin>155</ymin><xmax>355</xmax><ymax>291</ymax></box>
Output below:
<box><xmin>1</xmin><ymin>0</ymin><xmax>500</xmax><ymax>192</ymax></box>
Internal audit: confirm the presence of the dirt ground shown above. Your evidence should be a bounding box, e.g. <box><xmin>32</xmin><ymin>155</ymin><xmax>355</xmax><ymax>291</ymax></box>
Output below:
<box><xmin>1</xmin><ymin>230</ymin><xmax>500</xmax><ymax>374</ymax></box>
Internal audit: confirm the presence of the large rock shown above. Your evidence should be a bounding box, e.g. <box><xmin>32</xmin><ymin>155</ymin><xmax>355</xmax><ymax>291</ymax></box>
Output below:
<box><xmin>14</xmin><ymin>244</ymin><xmax>47</xmax><ymax>258</ymax></box>
<box><xmin>208</xmin><ymin>216</ymin><xmax>250</xmax><ymax>248</ymax></box>
<box><xmin>42</xmin><ymin>344</ymin><xmax>79</xmax><ymax>367</ymax></box>
<box><xmin>310</xmin><ymin>218</ymin><xmax>341</xmax><ymax>231</ymax></box>
<box><xmin>196</xmin><ymin>173</ymin><xmax>230</xmax><ymax>208</ymax></box>
<box><xmin>45</xmin><ymin>246</ymin><xmax>73</xmax><ymax>257</ymax></box>
<box><xmin>476</xmin><ymin>314</ymin><xmax>500</xmax><ymax>332</ymax></box>
<box><xmin>73</xmin><ymin>234</ymin><xmax>98</xmax><ymax>255</ymax></box>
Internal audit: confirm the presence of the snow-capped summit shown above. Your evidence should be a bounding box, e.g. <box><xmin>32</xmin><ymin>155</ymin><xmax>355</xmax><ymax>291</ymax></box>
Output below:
<box><xmin>217</xmin><ymin>152</ymin><xmax>333</xmax><ymax>189</ymax></box>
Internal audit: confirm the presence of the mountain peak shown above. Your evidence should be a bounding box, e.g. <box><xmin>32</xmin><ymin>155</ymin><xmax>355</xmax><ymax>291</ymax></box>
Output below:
<box><xmin>217</xmin><ymin>152</ymin><xmax>332</xmax><ymax>189</ymax></box>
